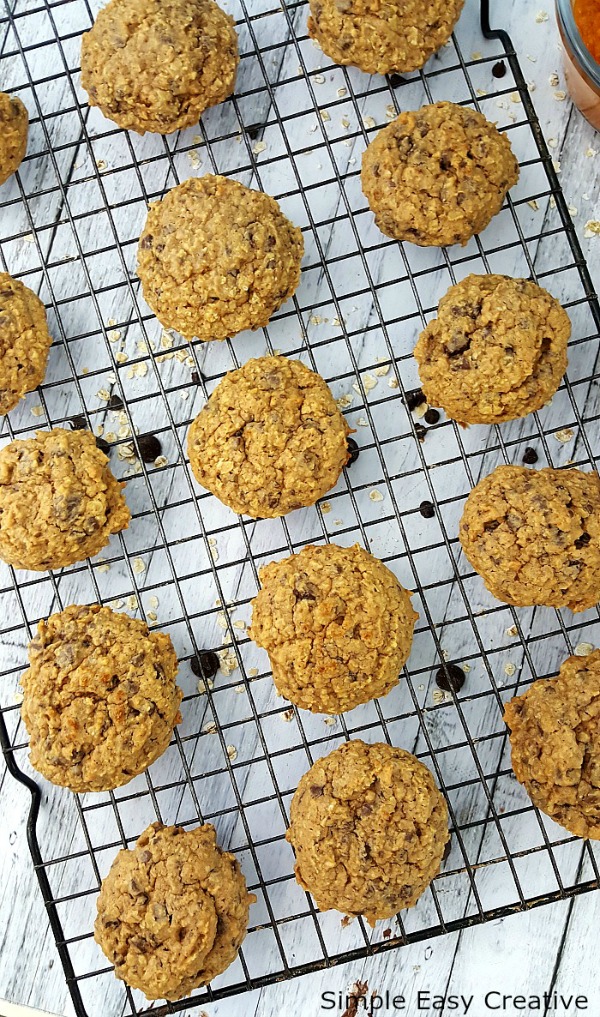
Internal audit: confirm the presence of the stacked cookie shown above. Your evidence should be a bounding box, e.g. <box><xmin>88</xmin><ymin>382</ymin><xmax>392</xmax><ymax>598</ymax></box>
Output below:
<box><xmin>3</xmin><ymin>0</ymin><xmax>598</xmax><ymax>1005</ymax></box>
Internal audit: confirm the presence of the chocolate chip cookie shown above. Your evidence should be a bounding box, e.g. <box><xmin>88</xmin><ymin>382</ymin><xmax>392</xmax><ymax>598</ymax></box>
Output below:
<box><xmin>504</xmin><ymin>650</ymin><xmax>600</xmax><ymax>839</ymax></box>
<box><xmin>187</xmin><ymin>356</ymin><xmax>350</xmax><ymax>517</ymax></box>
<box><xmin>81</xmin><ymin>0</ymin><xmax>238</xmax><ymax>135</ymax></box>
<box><xmin>0</xmin><ymin>92</ymin><xmax>28</xmax><ymax>185</ymax></box>
<box><xmin>286</xmin><ymin>740</ymin><xmax>449</xmax><ymax>925</ymax></box>
<box><xmin>0</xmin><ymin>428</ymin><xmax>131</xmax><ymax>571</ymax></box>
<box><xmin>95</xmin><ymin>821</ymin><xmax>255</xmax><ymax>1000</ymax></box>
<box><xmin>308</xmin><ymin>0</ymin><xmax>465</xmax><ymax>75</ymax></box>
<box><xmin>21</xmin><ymin>605</ymin><xmax>182</xmax><ymax>793</ymax></box>
<box><xmin>459</xmin><ymin>465</ymin><xmax>600</xmax><ymax>612</ymax></box>
<box><xmin>137</xmin><ymin>175</ymin><xmax>303</xmax><ymax>341</ymax></box>
<box><xmin>361</xmin><ymin>102</ymin><xmax>519</xmax><ymax>247</ymax></box>
<box><xmin>249</xmin><ymin>543</ymin><xmax>417</xmax><ymax>713</ymax></box>
<box><xmin>0</xmin><ymin>273</ymin><xmax>53</xmax><ymax>415</ymax></box>
<box><xmin>414</xmin><ymin>275</ymin><xmax>570</xmax><ymax>424</ymax></box>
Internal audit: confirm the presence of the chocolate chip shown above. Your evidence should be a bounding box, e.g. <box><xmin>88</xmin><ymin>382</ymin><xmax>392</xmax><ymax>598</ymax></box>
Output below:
<box><xmin>419</xmin><ymin>500</ymin><xmax>435</xmax><ymax>518</ymax></box>
<box><xmin>137</xmin><ymin>434</ymin><xmax>162</xmax><ymax>463</ymax></box>
<box><xmin>575</xmin><ymin>532</ymin><xmax>591</xmax><ymax>549</ymax></box>
<box><xmin>191</xmin><ymin>650</ymin><xmax>220</xmax><ymax>680</ymax></box>
<box><xmin>140</xmin><ymin>234</ymin><xmax>153</xmax><ymax>249</ymax></box>
<box><xmin>492</xmin><ymin>60</ymin><xmax>507</xmax><ymax>79</ymax></box>
<box><xmin>483</xmin><ymin>520</ymin><xmax>500</xmax><ymax>532</ymax></box>
<box><xmin>415</xmin><ymin>423</ymin><xmax>426</xmax><ymax>443</ymax></box>
<box><xmin>382</xmin><ymin>928</ymin><xmax>392</xmax><ymax>939</ymax></box>
<box><xmin>388</xmin><ymin>74</ymin><xmax>406</xmax><ymax>88</ymax></box>
<box><xmin>310</xmin><ymin>785</ymin><xmax>324</xmax><ymax>798</ymax></box>
<box><xmin>424</xmin><ymin>408</ymin><xmax>440</xmax><ymax>425</ymax></box>
<box><xmin>403</xmin><ymin>387</ymin><xmax>426</xmax><ymax>411</ymax></box>
<box><xmin>346</xmin><ymin>437</ymin><xmax>359</xmax><ymax>466</ymax></box>
<box><xmin>96</xmin><ymin>436</ymin><xmax>111</xmax><ymax>455</ymax></box>
<box><xmin>246</xmin><ymin>123</ymin><xmax>262</xmax><ymax>140</ymax></box>
<box><xmin>69</xmin><ymin>414</ymin><xmax>87</xmax><ymax>430</ymax></box>
<box><xmin>108</xmin><ymin>394</ymin><xmax>124</xmax><ymax>410</ymax></box>
<box><xmin>522</xmin><ymin>447</ymin><xmax>539</xmax><ymax>465</ymax></box>
<box><xmin>435</xmin><ymin>663</ymin><xmax>466</xmax><ymax>693</ymax></box>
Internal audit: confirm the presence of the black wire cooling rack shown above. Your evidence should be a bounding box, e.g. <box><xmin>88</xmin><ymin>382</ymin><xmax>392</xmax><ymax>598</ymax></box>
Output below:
<box><xmin>1</xmin><ymin>0</ymin><xmax>600</xmax><ymax>1014</ymax></box>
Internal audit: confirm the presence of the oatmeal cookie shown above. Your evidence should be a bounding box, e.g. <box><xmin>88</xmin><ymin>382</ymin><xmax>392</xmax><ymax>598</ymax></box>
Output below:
<box><xmin>286</xmin><ymin>740</ymin><xmax>449</xmax><ymax>924</ymax></box>
<box><xmin>308</xmin><ymin>0</ymin><xmax>465</xmax><ymax>76</ymax></box>
<box><xmin>21</xmin><ymin>605</ymin><xmax>182</xmax><ymax>793</ymax></box>
<box><xmin>80</xmin><ymin>0</ymin><xmax>238</xmax><ymax>135</ymax></box>
<box><xmin>95</xmin><ymin>821</ymin><xmax>255</xmax><ymax>1000</ymax></box>
<box><xmin>138</xmin><ymin>175</ymin><xmax>303</xmax><ymax>341</ymax></box>
<box><xmin>0</xmin><ymin>273</ymin><xmax>53</xmax><ymax>415</ymax></box>
<box><xmin>459</xmin><ymin>465</ymin><xmax>600</xmax><ymax>612</ymax></box>
<box><xmin>504</xmin><ymin>651</ymin><xmax>600</xmax><ymax>839</ymax></box>
<box><xmin>414</xmin><ymin>275</ymin><xmax>570</xmax><ymax>424</ymax></box>
<box><xmin>249</xmin><ymin>543</ymin><xmax>417</xmax><ymax>713</ymax></box>
<box><xmin>0</xmin><ymin>428</ymin><xmax>130</xmax><ymax>571</ymax></box>
<box><xmin>361</xmin><ymin>102</ymin><xmax>519</xmax><ymax>247</ymax></box>
<box><xmin>187</xmin><ymin>357</ymin><xmax>350</xmax><ymax>517</ymax></box>
<box><xmin>0</xmin><ymin>92</ymin><xmax>28</xmax><ymax>185</ymax></box>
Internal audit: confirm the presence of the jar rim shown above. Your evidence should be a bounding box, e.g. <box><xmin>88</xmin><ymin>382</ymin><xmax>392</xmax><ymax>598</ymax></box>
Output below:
<box><xmin>556</xmin><ymin>0</ymin><xmax>600</xmax><ymax>85</ymax></box>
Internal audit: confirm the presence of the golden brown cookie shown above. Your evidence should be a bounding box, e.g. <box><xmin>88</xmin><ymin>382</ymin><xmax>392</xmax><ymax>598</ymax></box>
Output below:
<box><xmin>187</xmin><ymin>357</ymin><xmax>350</xmax><ymax>517</ymax></box>
<box><xmin>459</xmin><ymin>465</ymin><xmax>600</xmax><ymax>612</ymax></box>
<box><xmin>414</xmin><ymin>275</ymin><xmax>570</xmax><ymax>424</ymax></box>
<box><xmin>286</xmin><ymin>740</ymin><xmax>449</xmax><ymax>925</ymax></box>
<box><xmin>0</xmin><ymin>92</ymin><xmax>28</xmax><ymax>185</ymax></box>
<box><xmin>361</xmin><ymin>102</ymin><xmax>519</xmax><ymax>247</ymax></box>
<box><xmin>80</xmin><ymin>0</ymin><xmax>238</xmax><ymax>135</ymax></box>
<box><xmin>504</xmin><ymin>651</ymin><xmax>600</xmax><ymax>839</ymax></box>
<box><xmin>0</xmin><ymin>273</ymin><xmax>53</xmax><ymax>415</ymax></box>
<box><xmin>0</xmin><ymin>428</ymin><xmax>130</xmax><ymax>571</ymax></box>
<box><xmin>21</xmin><ymin>605</ymin><xmax>182</xmax><ymax>793</ymax></box>
<box><xmin>249</xmin><ymin>543</ymin><xmax>417</xmax><ymax>713</ymax></box>
<box><xmin>95</xmin><ymin>821</ymin><xmax>256</xmax><ymax>1000</ymax></box>
<box><xmin>308</xmin><ymin>0</ymin><xmax>465</xmax><ymax>75</ymax></box>
<box><xmin>137</xmin><ymin>175</ymin><xmax>303</xmax><ymax>341</ymax></box>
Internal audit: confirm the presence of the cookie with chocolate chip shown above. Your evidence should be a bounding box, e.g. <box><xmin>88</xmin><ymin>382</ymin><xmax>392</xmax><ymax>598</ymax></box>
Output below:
<box><xmin>187</xmin><ymin>356</ymin><xmax>350</xmax><ymax>517</ymax></box>
<box><xmin>137</xmin><ymin>175</ymin><xmax>303</xmax><ymax>341</ymax></box>
<box><xmin>249</xmin><ymin>543</ymin><xmax>417</xmax><ymax>713</ymax></box>
<box><xmin>505</xmin><ymin>650</ymin><xmax>600</xmax><ymax>839</ymax></box>
<box><xmin>0</xmin><ymin>91</ymin><xmax>28</xmax><ymax>185</ymax></box>
<box><xmin>414</xmin><ymin>275</ymin><xmax>570</xmax><ymax>424</ymax></box>
<box><xmin>308</xmin><ymin>0</ymin><xmax>465</xmax><ymax>75</ymax></box>
<box><xmin>81</xmin><ymin>0</ymin><xmax>238</xmax><ymax>135</ymax></box>
<box><xmin>459</xmin><ymin>465</ymin><xmax>600</xmax><ymax>611</ymax></box>
<box><xmin>0</xmin><ymin>428</ymin><xmax>130</xmax><ymax>571</ymax></box>
<box><xmin>287</xmin><ymin>740</ymin><xmax>449</xmax><ymax>925</ymax></box>
<box><xmin>95</xmin><ymin>822</ymin><xmax>255</xmax><ymax>1000</ymax></box>
<box><xmin>0</xmin><ymin>273</ymin><xmax>52</xmax><ymax>415</ymax></box>
<box><xmin>361</xmin><ymin>102</ymin><xmax>519</xmax><ymax>247</ymax></box>
<box><xmin>21</xmin><ymin>605</ymin><xmax>182</xmax><ymax>792</ymax></box>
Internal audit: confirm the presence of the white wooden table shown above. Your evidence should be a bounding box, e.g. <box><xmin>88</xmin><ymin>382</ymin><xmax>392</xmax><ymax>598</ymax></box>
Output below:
<box><xmin>1</xmin><ymin>1</ymin><xmax>600</xmax><ymax>1015</ymax></box>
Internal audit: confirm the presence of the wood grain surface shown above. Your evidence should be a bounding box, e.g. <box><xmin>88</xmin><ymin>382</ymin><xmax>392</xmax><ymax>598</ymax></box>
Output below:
<box><xmin>0</xmin><ymin>1</ymin><xmax>599</xmax><ymax>1015</ymax></box>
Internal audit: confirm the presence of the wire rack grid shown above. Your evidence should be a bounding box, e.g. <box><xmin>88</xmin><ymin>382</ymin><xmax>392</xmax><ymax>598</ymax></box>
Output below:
<box><xmin>0</xmin><ymin>0</ymin><xmax>599</xmax><ymax>1014</ymax></box>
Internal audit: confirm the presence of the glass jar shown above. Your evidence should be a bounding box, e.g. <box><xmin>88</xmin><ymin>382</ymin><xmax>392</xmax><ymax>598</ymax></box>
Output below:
<box><xmin>556</xmin><ymin>0</ymin><xmax>600</xmax><ymax>130</ymax></box>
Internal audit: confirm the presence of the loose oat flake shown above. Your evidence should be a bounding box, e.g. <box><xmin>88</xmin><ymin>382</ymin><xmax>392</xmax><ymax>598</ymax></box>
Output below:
<box><xmin>369</xmin><ymin>489</ymin><xmax>384</xmax><ymax>502</ymax></box>
<box><xmin>575</xmin><ymin>642</ymin><xmax>595</xmax><ymax>656</ymax></box>
<box><xmin>555</xmin><ymin>428</ymin><xmax>574</xmax><ymax>443</ymax></box>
